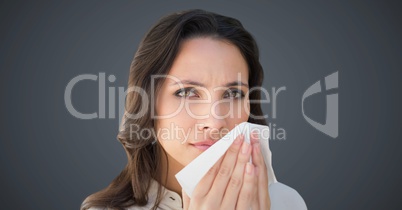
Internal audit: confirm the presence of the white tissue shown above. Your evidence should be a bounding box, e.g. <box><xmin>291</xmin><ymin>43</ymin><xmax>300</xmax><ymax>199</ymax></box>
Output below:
<box><xmin>175</xmin><ymin>122</ymin><xmax>277</xmax><ymax>198</ymax></box>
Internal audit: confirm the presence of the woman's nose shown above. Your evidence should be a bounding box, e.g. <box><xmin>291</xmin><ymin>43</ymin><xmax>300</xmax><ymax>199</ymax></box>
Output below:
<box><xmin>196</xmin><ymin>100</ymin><xmax>228</xmax><ymax>132</ymax></box>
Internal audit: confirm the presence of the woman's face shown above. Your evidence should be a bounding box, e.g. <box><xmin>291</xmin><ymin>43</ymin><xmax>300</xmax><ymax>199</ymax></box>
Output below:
<box><xmin>155</xmin><ymin>37</ymin><xmax>250</xmax><ymax>167</ymax></box>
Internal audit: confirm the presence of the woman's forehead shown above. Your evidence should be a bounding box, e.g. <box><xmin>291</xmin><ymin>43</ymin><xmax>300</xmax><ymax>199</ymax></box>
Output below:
<box><xmin>166</xmin><ymin>37</ymin><xmax>249</xmax><ymax>87</ymax></box>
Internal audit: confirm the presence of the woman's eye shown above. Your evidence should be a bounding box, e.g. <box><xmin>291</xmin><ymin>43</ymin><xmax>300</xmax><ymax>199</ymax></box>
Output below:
<box><xmin>224</xmin><ymin>89</ymin><xmax>244</xmax><ymax>99</ymax></box>
<box><xmin>175</xmin><ymin>88</ymin><xmax>197</xmax><ymax>98</ymax></box>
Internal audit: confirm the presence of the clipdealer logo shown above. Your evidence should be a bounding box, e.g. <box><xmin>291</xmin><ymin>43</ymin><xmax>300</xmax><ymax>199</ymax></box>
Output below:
<box><xmin>64</xmin><ymin>71</ymin><xmax>339</xmax><ymax>140</ymax></box>
<box><xmin>302</xmin><ymin>71</ymin><xmax>339</xmax><ymax>138</ymax></box>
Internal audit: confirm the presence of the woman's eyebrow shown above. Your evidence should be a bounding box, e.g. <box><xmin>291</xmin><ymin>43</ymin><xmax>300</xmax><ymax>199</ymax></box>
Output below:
<box><xmin>170</xmin><ymin>79</ymin><xmax>248</xmax><ymax>87</ymax></box>
<box><xmin>170</xmin><ymin>80</ymin><xmax>204</xmax><ymax>87</ymax></box>
<box><xmin>224</xmin><ymin>81</ymin><xmax>249</xmax><ymax>87</ymax></box>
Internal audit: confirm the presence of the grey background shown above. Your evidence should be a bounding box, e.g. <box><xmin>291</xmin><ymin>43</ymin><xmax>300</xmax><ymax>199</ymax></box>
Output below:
<box><xmin>1</xmin><ymin>0</ymin><xmax>401</xmax><ymax>209</ymax></box>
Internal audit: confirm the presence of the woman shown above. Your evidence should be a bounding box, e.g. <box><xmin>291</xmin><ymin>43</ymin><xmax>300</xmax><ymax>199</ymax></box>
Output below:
<box><xmin>82</xmin><ymin>9</ymin><xmax>306</xmax><ymax>210</ymax></box>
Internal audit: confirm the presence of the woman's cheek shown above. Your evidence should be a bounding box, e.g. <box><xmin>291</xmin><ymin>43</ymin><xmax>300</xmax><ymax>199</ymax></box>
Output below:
<box><xmin>229</xmin><ymin>99</ymin><xmax>249</xmax><ymax>120</ymax></box>
<box><xmin>161</xmin><ymin>99</ymin><xmax>185</xmax><ymax>118</ymax></box>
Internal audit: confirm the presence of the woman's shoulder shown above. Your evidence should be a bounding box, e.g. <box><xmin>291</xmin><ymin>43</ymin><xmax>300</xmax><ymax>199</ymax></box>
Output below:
<box><xmin>269</xmin><ymin>182</ymin><xmax>308</xmax><ymax>210</ymax></box>
<box><xmin>84</xmin><ymin>180</ymin><xmax>180</xmax><ymax>210</ymax></box>
<box><xmin>86</xmin><ymin>205</ymin><xmax>152</xmax><ymax>210</ymax></box>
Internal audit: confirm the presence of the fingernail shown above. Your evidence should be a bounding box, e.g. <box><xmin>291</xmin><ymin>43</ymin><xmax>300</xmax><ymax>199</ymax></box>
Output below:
<box><xmin>246</xmin><ymin>163</ymin><xmax>254</xmax><ymax>175</ymax></box>
<box><xmin>251</xmin><ymin>130</ymin><xmax>259</xmax><ymax>139</ymax></box>
<box><xmin>234</xmin><ymin>134</ymin><xmax>243</xmax><ymax>145</ymax></box>
<box><xmin>241</xmin><ymin>142</ymin><xmax>249</xmax><ymax>154</ymax></box>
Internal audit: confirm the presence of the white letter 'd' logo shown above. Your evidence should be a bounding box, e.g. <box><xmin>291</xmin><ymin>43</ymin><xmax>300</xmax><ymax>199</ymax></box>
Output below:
<box><xmin>302</xmin><ymin>72</ymin><xmax>338</xmax><ymax>138</ymax></box>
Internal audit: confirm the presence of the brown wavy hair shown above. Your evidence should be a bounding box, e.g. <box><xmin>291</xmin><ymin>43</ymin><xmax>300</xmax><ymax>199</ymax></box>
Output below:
<box><xmin>81</xmin><ymin>9</ymin><xmax>267</xmax><ymax>210</ymax></box>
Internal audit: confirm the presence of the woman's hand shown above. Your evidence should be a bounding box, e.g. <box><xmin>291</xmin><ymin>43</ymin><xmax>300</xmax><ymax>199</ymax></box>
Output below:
<box><xmin>182</xmin><ymin>133</ymin><xmax>270</xmax><ymax>210</ymax></box>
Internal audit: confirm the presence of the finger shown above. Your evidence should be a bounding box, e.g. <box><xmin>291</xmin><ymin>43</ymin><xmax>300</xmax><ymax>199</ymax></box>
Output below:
<box><xmin>236</xmin><ymin>162</ymin><xmax>256</xmax><ymax>210</ymax></box>
<box><xmin>220</xmin><ymin>139</ymin><xmax>251</xmax><ymax>209</ymax></box>
<box><xmin>251</xmin><ymin>132</ymin><xmax>270</xmax><ymax>209</ymax></box>
<box><xmin>251</xmin><ymin>167</ymin><xmax>260</xmax><ymax>210</ymax></box>
<box><xmin>207</xmin><ymin>134</ymin><xmax>244</xmax><ymax>202</ymax></box>
<box><xmin>192</xmin><ymin>155</ymin><xmax>224</xmax><ymax>198</ymax></box>
<box><xmin>251</xmin><ymin>140</ymin><xmax>267</xmax><ymax>174</ymax></box>
<box><xmin>250</xmin><ymin>133</ymin><xmax>267</xmax><ymax>175</ymax></box>
<box><xmin>182</xmin><ymin>190</ymin><xmax>190</xmax><ymax>210</ymax></box>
